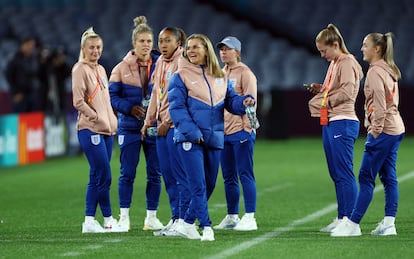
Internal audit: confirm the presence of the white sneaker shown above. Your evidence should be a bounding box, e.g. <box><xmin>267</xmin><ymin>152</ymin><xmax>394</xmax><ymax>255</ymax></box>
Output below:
<box><xmin>233</xmin><ymin>215</ymin><xmax>257</xmax><ymax>231</ymax></box>
<box><xmin>371</xmin><ymin>220</ymin><xmax>397</xmax><ymax>236</ymax></box>
<box><xmin>153</xmin><ymin>219</ymin><xmax>180</xmax><ymax>236</ymax></box>
<box><xmin>143</xmin><ymin>217</ymin><xmax>164</xmax><ymax>230</ymax></box>
<box><xmin>320</xmin><ymin>217</ymin><xmax>344</xmax><ymax>232</ymax></box>
<box><xmin>175</xmin><ymin>221</ymin><xmax>201</xmax><ymax>240</ymax></box>
<box><xmin>118</xmin><ymin>215</ymin><xmax>130</xmax><ymax>231</ymax></box>
<box><xmin>82</xmin><ymin>220</ymin><xmax>106</xmax><ymax>233</ymax></box>
<box><xmin>330</xmin><ymin>218</ymin><xmax>362</xmax><ymax>237</ymax></box>
<box><xmin>213</xmin><ymin>215</ymin><xmax>240</xmax><ymax>230</ymax></box>
<box><xmin>201</xmin><ymin>226</ymin><xmax>215</xmax><ymax>241</ymax></box>
<box><xmin>104</xmin><ymin>217</ymin><xmax>129</xmax><ymax>233</ymax></box>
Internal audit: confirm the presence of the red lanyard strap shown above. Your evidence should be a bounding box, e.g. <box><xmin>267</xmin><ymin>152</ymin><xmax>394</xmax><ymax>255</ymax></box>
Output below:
<box><xmin>87</xmin><ymin>68</ymin><xmax>101</xmax><ymax>104</ymax></box>
<box><xmin>321</xmin><ymin>54</ymin><xmax>344</xmax><ymax>107</ymax></box>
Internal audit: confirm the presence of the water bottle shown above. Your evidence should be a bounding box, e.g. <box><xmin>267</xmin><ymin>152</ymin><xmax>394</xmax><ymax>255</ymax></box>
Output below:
<box><xmin>245</xmin><ymin>106</ymin><xmax>260</xmax><ymax>130</ymax></box>
<box><xmin>146</xmin><ymin>127</ymin><xmax>158</xmax><ymax>137</ymax></box>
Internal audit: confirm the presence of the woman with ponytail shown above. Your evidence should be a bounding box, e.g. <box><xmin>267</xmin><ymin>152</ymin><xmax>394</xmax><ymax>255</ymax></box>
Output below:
<box><xmin>332</xmin><ymin>32</ymin><xmax>405</xmax><ymax>237</ymax></box>
<box><xmin>307</xmin><ymin>24</ymin><xmax>363</xmax><ymax>234</ymax></box>
<box><xmin>108</xmin><ymin>16</ymin><xmax>163</xmax><ymax>232</ymax></box>
<box><xmin>72</xmin><ymin>27</ymin><xmax>124</xmax><ymax>233</ymax></box>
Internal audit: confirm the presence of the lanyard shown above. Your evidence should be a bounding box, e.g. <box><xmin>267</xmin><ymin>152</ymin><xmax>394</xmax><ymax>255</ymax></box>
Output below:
<box><xmin>159</xmin><ymin>61</ymin><xmax>172</xmax><ymax>100</ymax></box>
<box><xmin>321</xmin><ymin>54</ymin><xmax>344</xmax><ymax>107</ymax></box>
<box><xmin>138</xmin><ymin>58</ymin><xmax>152</xmax><ymax>97</ymax></box>
<box><xmin>87</xmin><ymin>67</ymin><xmax>102</xmax><ymax>104</ymax></box>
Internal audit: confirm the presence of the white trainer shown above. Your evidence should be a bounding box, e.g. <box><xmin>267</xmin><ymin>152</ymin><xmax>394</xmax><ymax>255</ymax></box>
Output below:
<box><xmin>320</xmin><ymin>217</ymin><xmax>345</xmax><ymax>232</ymax></box>
<box><xmin>371</xmin><ymin>220</ymin><xmax>397</xmax><ymax>236</ymax></box>
<box><xmin>201</xmin><ymin>226</ymin><xmax>215</xmax><ymax>241</ymax></box>
<box><xmin>153</xmin><ymin>219</ymin><xmax>180</xmax><ymax>236</ymax></box>
<box><xmin>213</xmin><ymin>215</ymin><xmax>240</xmax><ymax>230</ymax></box>
<box><xmin>330</xmin><ymin>218</ymin><xmax>361</xmax><ymax>237</ymax></box>
<box><xmin>82</xmin><ymin>220</ymin><xmax>106</xmax><ymax>233</ymax></box>
<box><xmin>175</xmin><ymin>221</ymin><xmax>201</xmax><ymax>240</ymax></box>
<box><xmin>233</xmin><ymin>215</ymin><xmax>257</xmax><ymax>231</ymax></box>
<box><xmin>118</xmin><ymin>215</ymin><xmax>130</xmax><ymax>231</ymax></box>
<box><xmin>104</xmin><ymin>217</ymin><xmax>129</xmax><ymax>233</ymax></box>
<box><xmin>143</xmin><ymin>217</ymin><xmax>164</xmax><ymax>231</ymax></box>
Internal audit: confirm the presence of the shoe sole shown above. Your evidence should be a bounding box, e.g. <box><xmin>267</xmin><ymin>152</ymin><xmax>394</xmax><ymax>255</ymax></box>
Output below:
<box><xmin>233</xmin><ymin>226</ymin><xmax>258</xmax><ymax>231</ymax></box>
<box><xmin>143</xmin><ymin>226</ymin><xmax>163</xmax><ymax>231</ymax></box>
<box><xmin>331</xmin><ymin>232</ymin><xmax>362</xmax><ymax>237</ymax></box>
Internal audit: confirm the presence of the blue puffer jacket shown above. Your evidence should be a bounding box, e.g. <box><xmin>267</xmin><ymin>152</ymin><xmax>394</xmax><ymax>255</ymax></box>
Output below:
<box><xmin>168</xmin><ymin>57</ymin><xmax>252</xmax><ymax>149</ymax></box>
<box><xmin>109</xmin><ymin>50</ymin><xmax>159</xmax><ymax>131</ymax></box>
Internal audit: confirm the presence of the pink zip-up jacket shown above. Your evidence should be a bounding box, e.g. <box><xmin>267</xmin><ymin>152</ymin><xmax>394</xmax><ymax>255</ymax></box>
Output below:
<box><xmin>308</xmin><ymin>54</ymin><xmax>363</xmax><ymax>121</ymax></box>
<box><xmin>72</xmin><ymin>60</ymin><xmax>117</xmax><ymax>135</ymax></box>
<box><xmin>223</xmin><ymin>62</ymin><xmax>257</xmax><ymax>135</ymax></box>
<box><xmin>145</xmin><ymin>47</ymin><xmax>183</xmax><ymax>128</ymax></box>
<box><xmin>364</xmin><ymin>59</ymin><xmax>405</xmax><ymax>136</ymax></box>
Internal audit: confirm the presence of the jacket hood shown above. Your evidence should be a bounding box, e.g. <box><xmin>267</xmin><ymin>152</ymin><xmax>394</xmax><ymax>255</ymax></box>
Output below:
<box><xmin>79</xmin><ymin>59</ymin><xmax>99</xmax><ymax>69</ymax></box>
<box><xmin>343</xmin><ymin>54</ymin><xmax>364</xmax><ymax>81</ymax></box>
<box><xmin>163</xmin><ymin>46</ymin><xmax>183</xmax><ymax>63</ymax></box>
<box><xmin>177</xmin><ymin>55</ymin><xmax>204</xmax><ymax>75</ymax></box>
<box><xmin>122</xmin><ymin>49</ymin><xmax>161</xmax><ymax>66</ymax></box>
<box><xmin>370</xmin><ymin>59</ymin><xmax>398</xmax><ymax>81</ymax></box>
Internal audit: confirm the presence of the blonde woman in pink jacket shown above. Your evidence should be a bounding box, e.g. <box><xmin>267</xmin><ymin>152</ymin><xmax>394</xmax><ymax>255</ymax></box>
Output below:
<box><xmin>72</xmin><ymin>27</ymin><xmax>125</xmax><ymax>233</ymax></box>
<box><xmin>332</xmin><ymin>32</ymin><xmax>405</xmax><ymax>237</ymax></box>
<box><xmin>307</xmin><ymin>24</ymin><xmax>363</xmax><ymax>233</ymax></box>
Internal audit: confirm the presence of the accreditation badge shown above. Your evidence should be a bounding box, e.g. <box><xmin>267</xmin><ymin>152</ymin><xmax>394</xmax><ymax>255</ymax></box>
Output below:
<box><xmin>320</xmin><ymin>107</ymin><xmax>328</xmax><ymax>126</ymax></box>
<box><xmin>229</xmin><ymin>78</ymin><xmax>236</xmax><ymax>89</ymax></box>
<box><xmin>101</xmin><ymin>77</ymin><xmax>108</xmax><ymax>88</ymax></box>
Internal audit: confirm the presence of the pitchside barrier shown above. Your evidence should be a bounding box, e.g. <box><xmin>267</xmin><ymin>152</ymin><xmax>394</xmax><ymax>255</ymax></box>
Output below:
<box><xmin>0</xmin><ymin>111</ymin><xmax>80</xmax><ymax>167</ymax></box>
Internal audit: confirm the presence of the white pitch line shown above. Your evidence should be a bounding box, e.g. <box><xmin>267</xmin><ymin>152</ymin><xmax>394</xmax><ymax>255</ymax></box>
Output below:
<box><xmin>205</xmin><ymin>171</ymin><xmax>414</xmax><ymax>259</ymax></box>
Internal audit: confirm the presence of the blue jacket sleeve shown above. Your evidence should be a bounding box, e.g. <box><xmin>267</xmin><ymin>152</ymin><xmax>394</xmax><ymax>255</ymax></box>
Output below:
<box><xmin>224</xmin><ymin>83</ymin><xmax>254</xmax><ymax>115</ymax></box>
<box><xmin>168</xmin><ymin>73</ymin><xmax>203</xmax><ymax>142</ymax></box>
<box><xmin>109</xmin><ymin>81</ymin><xmax>133</xmax><ymax>115</ymax></box>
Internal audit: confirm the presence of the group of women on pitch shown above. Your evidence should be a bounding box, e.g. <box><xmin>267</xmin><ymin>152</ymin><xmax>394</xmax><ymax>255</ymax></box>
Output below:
<box><xmin>72</xmin><ymin>14</ymin><xmax>405</xmax><ymax>240</ymax></box>
<box><xmin>71</xmin><ymin>16</ymin><xmax>258</xmax><ymax>241</ymax></box>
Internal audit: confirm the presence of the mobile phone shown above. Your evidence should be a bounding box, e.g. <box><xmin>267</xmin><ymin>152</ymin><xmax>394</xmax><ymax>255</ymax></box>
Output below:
<box><xmin>303</xmin><ymin>83</ymin><xmax>312</xmax><ymax>88</ymax></box>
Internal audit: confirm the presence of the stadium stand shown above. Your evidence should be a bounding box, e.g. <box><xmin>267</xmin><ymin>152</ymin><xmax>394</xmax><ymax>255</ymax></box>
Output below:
<box><xmin>1</xmin><ymin>0</ymin><xmax>413</xmax><ymax>137</ymax></box>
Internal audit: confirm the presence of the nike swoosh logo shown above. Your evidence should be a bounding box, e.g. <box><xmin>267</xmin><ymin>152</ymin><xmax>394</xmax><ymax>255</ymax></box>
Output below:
<box><xmin>240</xmin><ymin>139</ymin><xmax>248</xmax><ymax>143</ymax></box>
<box><xmin>334</xmin><ymin>135</ymin><xmax>342</xmax><ymax>139</ymax></box>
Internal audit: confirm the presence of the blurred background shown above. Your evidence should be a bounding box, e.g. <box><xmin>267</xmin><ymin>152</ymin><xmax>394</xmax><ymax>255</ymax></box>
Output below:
<box><xmin>0</xmin><ymin>0</ymin><xmax>413</xmax><ymax>142</ymax></box>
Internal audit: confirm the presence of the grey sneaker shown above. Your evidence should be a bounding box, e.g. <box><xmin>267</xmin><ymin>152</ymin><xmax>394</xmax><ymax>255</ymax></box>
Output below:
<box><xmin>371</xmin><ymin>220</ymin><xmax>397</xmax><ymax>236</ymax></box>
<box><xmin>213</xmin><ymin>215</ymin><xmax>240</xmax><ymax>230</ymax></box>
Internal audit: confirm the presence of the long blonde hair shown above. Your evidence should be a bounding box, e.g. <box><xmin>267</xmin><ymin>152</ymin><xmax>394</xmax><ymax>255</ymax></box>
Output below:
<box><xmin>316</xmin><ymin>24</ymin><xmax>350</xmax><ymax>54</ymax></box>
<box><xmin>183</xmin><ymin>34</ymin><xmax>224</xmax><ymax>78</ymax></box>
<box><xmin>367</xmin><ymin>32</ymin><xmax>401</xmax><ymax>79</ymax></box>
<box><xmin>78</xmin><ymin>27</ymin><xmax>101</xmax><ymax>61</ymax></box>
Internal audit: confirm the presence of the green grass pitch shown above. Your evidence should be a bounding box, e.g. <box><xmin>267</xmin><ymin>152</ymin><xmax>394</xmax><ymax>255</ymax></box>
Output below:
<box><xmin>1</xmin><ymin>137</ymin><xmax>413</xmax><ymax>258</ymax></box>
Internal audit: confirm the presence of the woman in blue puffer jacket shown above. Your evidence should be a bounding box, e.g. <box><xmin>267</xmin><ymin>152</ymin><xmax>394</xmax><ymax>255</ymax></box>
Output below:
<box><xmin>168</xmin><ymin>33</ymin><xmax>255</xmax><ymax>241</ymax></box>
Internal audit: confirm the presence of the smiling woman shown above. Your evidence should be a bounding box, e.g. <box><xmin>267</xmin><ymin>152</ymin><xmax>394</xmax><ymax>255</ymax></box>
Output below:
<box><xmin>71</xmin><ymin>27</ymin><xmax>123</xmax><ymax>234</ymax></box>
<box><xmin>168</xmin><ymin>33</ymin><xmax>255</xmax><ymax>242</ymax></box>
